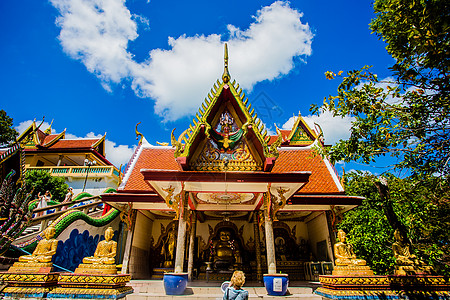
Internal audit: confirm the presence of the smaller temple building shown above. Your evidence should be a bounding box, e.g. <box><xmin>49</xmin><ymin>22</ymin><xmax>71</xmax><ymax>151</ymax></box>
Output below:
<box><xmin>103</xmin><ymin>45</ymin><xmax>363</xmax><ymax>281</ymax></box>
<box><xmin>15</xmin><ymin>121</ymin><xmax>120</xmax><ymax>196</ymax></box>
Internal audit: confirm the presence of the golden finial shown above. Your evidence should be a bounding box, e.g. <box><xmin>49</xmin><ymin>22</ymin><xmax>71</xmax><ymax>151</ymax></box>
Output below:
<box><xmin>135</xmin><ymin>122</ymin><xmax>144</xmax><ymax>145</ymax></box>
<box><xmin>44</xmin><ymin>119</ymin><xmax>54</xmax><ymax>134</ymax></box>
<box><xmin>222</xmin><ymin>43</ymin><xmax>230</xmax><ymax>83</ymax></box>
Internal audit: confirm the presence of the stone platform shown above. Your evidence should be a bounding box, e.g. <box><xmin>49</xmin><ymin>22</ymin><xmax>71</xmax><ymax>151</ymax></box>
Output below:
<box><xmin>316</xmin><ymin>275</ymin><xmax>450</xmax><ymax>300</ymax></box>
<box><xmin>128</xmin><ymin>280</ymin><xmax>322</xmax><ymax>300</ymax></box>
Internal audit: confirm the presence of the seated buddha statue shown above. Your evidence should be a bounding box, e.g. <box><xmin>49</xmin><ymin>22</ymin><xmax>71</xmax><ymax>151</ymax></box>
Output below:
<box><xmin>83</xmin><ymin>227</ymin><xmax>117</xmax><ymax>264</ymax></box>
<box><xmin>392</xmin><ymin>229</ymin><xmax>432</xmax><ymax>275</ymax></box>
<box><xmin>210</xmin><ymin>229</ymin><xmax>241</xmax><ymax>271</ymax></box>
<box><xmin>334</xmin><ymin>230</ymin><xmax>366</xmax><ymax>266</ymax></box>
<box><xmin>19</xmin><ymin>226</ymin><xmax>58</xmax><ymax>263</ymax></box>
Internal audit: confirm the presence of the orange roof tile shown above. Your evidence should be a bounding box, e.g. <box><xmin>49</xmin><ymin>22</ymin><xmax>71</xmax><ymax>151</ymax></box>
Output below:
<box><xmin>273</xmin><ymin>148</ymin><xmax>341</xmax><ymax>194</ymax></box>
<box><xmin>47</xmin><ymin>139</ymin><xmax>100</xmax><ymax>149</ymax></box>
<box><xmin>42</xmin><ymin>134</ymin><xmax>61</xmax><ymax>146</ymax></box>
<box><xmin>122</xmin><ymin>146</ymin><xmax>341</xmax><ymax>194</ymax></box>
<box><xmin>123</xmin><ymin>147</ymin><xmax>180</xmax><ymax>191</ymax></box>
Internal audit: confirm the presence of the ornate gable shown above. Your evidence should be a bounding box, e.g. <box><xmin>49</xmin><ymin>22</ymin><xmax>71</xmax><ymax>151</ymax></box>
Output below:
<box><xmin>287</xmin><ymin>113</ymin><xmax>318</xmax><ymax>146</ymax></box>
<box><xmin>171</xmin><ymin>44</ymin><xmax>282</xmax><ymax>171</ymax></box>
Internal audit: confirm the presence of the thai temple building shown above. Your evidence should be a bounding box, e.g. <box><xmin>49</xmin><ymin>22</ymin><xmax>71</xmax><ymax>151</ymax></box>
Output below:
<box><xmin>15</xmin><ymin>121</ymin><xmax>120</xmax><ymax>197</ymax></box>
<box><xmin>103</xmin><ymin>45</ymin><xmax>363</xmax><ymax>282</ymax></box>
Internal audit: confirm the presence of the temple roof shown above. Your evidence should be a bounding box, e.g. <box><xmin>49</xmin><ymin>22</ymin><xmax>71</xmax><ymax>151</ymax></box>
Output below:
<box><xmin>119</xmin><ymin>144</ymin><xmax>343</xmax><ymax>195</ymax></box>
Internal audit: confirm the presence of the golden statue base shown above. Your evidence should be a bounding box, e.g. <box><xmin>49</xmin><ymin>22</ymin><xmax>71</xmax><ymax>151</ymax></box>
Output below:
<box><xmin>74</xmin><ymin>263</ymin><xmax>118</xmax><ymax>275</ymax></box>
<box><xmin>7</xmin><ymin>261</ymin><xmax>53</xmax><ymax>273</ymax></box>
<box><xmin>394</xmin><ymin>265</ymin><xmax>433</xmax><ymax>276</ymax></box>
<box><xmin>0</xmin><ymin>271</ymin><xmax>60</xmax><ymax>298</ymax></box>
<box><xmin>332</xmin><ymin>265</ymin><xmax>374</xmax><ymax>276</ymax></box>
<box><xmin>47</xmin><ymin>273</ymin><xmax>133</xmax><ymax>299</ymax></box>
<box><xmin>316</xmin><ymin>274</ymin><xmax>450</xmax><ymax>299</ymax></box>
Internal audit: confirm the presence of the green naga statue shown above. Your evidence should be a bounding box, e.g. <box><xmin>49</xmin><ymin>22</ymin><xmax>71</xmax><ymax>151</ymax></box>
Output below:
<box><xmin>0</xmin><ymin>170</ymin><xmax>34</xmax><ymax>255</ymax></box>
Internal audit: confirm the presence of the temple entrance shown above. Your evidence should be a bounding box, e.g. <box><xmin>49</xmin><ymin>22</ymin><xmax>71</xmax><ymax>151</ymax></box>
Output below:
<box><xmin>125</xmin><ymin>208</ymin><xmax>335</xmax><ymax>281</ymax></box>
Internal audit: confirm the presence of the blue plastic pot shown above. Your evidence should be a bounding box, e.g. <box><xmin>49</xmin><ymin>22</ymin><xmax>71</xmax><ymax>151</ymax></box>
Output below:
<box><xmin>163</xmin><ymin>272</ymin><xmax>188</xmax><ymax>295</ymax></box>
<box><xmin>263</xmin><ymin>274</ymin><xmax>289</xmax><ymax>296</ymax></box>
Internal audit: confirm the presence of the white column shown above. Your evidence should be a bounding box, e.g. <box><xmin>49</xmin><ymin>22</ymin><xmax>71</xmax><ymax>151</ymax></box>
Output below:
<box><xmin>264</xmin><ymin>193</ymin><xmax>276</xmax><ymax>274</ymax></box>
<box><xmin>187</xmin><ymin>213</ymin><xmax>197</xmax><ymax>280</ymax></box>
<box><xmin>174</xmin><ymin>192</ymin><xmax>187</xmax><ymax>273</ymax></box>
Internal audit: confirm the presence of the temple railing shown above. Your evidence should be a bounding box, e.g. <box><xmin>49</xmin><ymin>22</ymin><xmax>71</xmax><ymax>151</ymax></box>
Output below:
<box><xmin>27</xmin><ymin>166</ymin><xmax>120</xmax><ymax>179</ymax></box>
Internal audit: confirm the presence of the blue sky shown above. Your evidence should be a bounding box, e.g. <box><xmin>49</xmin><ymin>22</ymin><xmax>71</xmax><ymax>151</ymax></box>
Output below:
<box><xmin>1</xmin><ymin>0</ymin><xmax>395</xmax><ymax>174</ymax></box>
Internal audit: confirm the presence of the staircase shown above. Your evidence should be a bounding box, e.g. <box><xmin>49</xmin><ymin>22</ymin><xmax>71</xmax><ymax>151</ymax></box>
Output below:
<box><xmin>14</xmin><ymin>196</ymin><xmax>104</xmax><ymax>244</ymax></box>
<box><xmin>127</xmin><ymin>280</ymin><xmax>322</xmax><ymax>300</ymax></box>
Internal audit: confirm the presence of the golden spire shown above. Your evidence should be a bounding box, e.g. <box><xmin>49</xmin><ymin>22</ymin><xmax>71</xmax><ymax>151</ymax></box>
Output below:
<box><xmin>222</xmin><ymin>43</ymin><xmax>230</xmax><ymax>83</ymax></box>
<box><xmin>44</xmin><ymin>119</ymin><xmax>54</xmax><ymax>134</ymax></box>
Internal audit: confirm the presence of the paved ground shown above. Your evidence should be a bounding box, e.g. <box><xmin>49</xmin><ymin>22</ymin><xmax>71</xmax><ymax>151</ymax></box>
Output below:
<box><xmin>127</xmin><ymin>280</ymin><xmax>323</xmax><ymax>300</ymax></box>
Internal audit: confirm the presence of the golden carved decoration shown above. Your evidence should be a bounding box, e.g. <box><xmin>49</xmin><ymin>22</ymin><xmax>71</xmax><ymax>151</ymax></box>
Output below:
<box><xmin>170</xmin><ymin>128</ymin><xmax>188</xmax><ymax>157</ymax></box>
<box><xmin>268</xmin><ymin>125</ymin><xmax>283</xmax><ymax>157</ymax></box>
<box><xmin>162</xmin><ymin>185</ymin><xmax>182</xmax><ymax>220</ymax></box>
<box><xmin>271</xmin><ymin>187</ymin><xmax>290</xmax><ymax>221</ymax></box>
<box><xmin>191</xmin><ymin>140</ymin><xmax>261</xmax><ymax>171</ymax></box>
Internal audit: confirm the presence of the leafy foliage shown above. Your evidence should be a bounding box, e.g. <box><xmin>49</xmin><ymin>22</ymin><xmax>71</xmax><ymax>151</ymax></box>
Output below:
<box><xmin>0</xmin><ymin>170</ymin><xmax>34</xmax><ymax>255</ymax></box>
<box><xmin>24</xmin><ymin>169</ymin><xmax>68</xmax><ymax>202</ymax></box>
<box><xmin>340</xmin><ymin>172</ymin><xmax>450</xmax><ymax>275</ymax></box>
<box><xmin>0</xmin><ymin>110</ymin><xmax>19</xmax><ymax>147</ymax></box>
<box><xmin>313</xmin><ymin>0</ymin><xmax>450</xmax><ymax>177</ymax></box>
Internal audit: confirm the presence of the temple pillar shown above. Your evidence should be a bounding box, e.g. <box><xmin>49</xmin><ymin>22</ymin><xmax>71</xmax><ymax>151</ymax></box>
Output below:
<box><xmin>264</xmin><ymin>193</ymin><xmax>276</xmax><ymax>274</ymax></box>
<box><xmin>253</xmin><ymin>213</ymin><xmax>262</xmax><ymax>281</ymax></box>
<box><xmin>187</xmin><ymin>212</ymin><xmax>197</xmax><ymax>281</ymax></box>
<box><xmin>174</xmin><ymin>192</ymin><xmax>187</xmax><ymax>273</ymax></box>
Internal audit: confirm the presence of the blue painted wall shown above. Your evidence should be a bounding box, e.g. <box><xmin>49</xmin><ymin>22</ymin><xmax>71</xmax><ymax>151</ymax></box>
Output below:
<box><xmin>53</xmin><ymin>228</ymin><xmax>118</xmax><ymax>272</ymax></box>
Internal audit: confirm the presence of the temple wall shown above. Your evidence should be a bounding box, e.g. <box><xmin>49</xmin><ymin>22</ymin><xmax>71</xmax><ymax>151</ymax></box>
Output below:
<box><xmin>306</xmin><ymin>212</ymin><xmax>333</xmax><ymax>261</ymax></box>
<box><xmin>129</xmin><ymin>211</ymin><xmax>154</xmax><ymax>278</ymax></box>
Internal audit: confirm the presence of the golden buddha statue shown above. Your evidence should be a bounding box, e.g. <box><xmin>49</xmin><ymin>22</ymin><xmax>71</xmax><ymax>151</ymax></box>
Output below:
<box><xmin>332</xmin><ymin>230</ymin><xmax>373</xmax><ymax>276</ymax></box>
<box><xmin>161</xmin><ymin>223</ymin><xmax>177</xmax><ymax>268</ymax></box>
<box><xmin>74</xmin><ymin>227</ymin><xmax>117</xmax><ymax>275</ymax></box>
<box><xmin>210</xmin><ymin>229</ymin><xmax>241</xmax><ymax>270</ymax></box>
<box><xmin>334</xmin><ymin>230</ymin><xmax>366</xmax><ymax>266</ymax></box>
<box><xmin>83</xmin><ymin>227</ymin><xmax>116</xmax><ymax>265</ymax></box>
<box><xmin>392</xmin><ymin>229</ymin><xmax>432</xmax><ymax>275</ymax></box>
<box><xmin>19</xmin><ymin>226</ymin><xmax>58</xmax><ymax>263</ymax></box>
<box><xmin>8</xmin><ymin>226</ymin><xmax>58</xmax><ymax>273</ymax></box>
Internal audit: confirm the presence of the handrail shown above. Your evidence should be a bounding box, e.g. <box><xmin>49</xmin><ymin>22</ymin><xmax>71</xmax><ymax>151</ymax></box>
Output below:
<box><xmin>27</xmin><ymin>166</ymin><xmax>120</xmax><ymax>178</ymax></box>
<box><xmin>32</xmin><ymin>195</ymin><xmax>101</xmax><ymax>214</ymax></box>
<box><xmin>30</xmin><ymin>200</ymin><xmax>104</xmax><ymax>227</ymax></box>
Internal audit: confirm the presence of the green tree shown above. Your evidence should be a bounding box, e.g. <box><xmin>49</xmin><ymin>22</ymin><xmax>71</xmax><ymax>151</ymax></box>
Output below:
<box><xmin>340</xmin><ymin>172</ymin><xmax>450</xmax><ymax>275</ymax></box>
<box><xmin>0</xmin><ymin>110</ymin><xmax>19</xmax><ymax>147</ymax></box>
<box><xmin>313</xmin><ymin>0</ymin><xmax>450</xmax><ymax>177</ymax></box>
<box><xmin>24</xmin><ymin>170</ymin><xmax>68</xmax><ymax>202</ymax></box>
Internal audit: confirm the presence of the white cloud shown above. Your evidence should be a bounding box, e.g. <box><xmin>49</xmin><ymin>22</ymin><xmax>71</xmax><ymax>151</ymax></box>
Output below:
<box><xmin>51</xmin><ymin>0</ymin><xmax>313</xmax><ymax>121</ymax></box>
<box><xmin>16</xmin><ymin>120</ymin><xmax>134</xmax><ymax>167</ymax></box>
<box><xmin>71</xmin><ymin>132</ymin><xmax>135</xmax><ymax>167</ymax></box>
<box><xmin>282</xmin><ymin>111</ymin><xmax>354</xmax><ymax>145</ymax></box>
